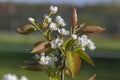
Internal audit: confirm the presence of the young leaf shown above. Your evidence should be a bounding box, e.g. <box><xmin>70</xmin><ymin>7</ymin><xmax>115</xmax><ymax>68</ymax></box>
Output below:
<box><xmin>72</xmin><ymin>6</ymin><xmax>78</xmax><ymax>26</ymax></box>
<box><xmin>23</xmin><ymin>65</ymin><xmax>42</xmax><ymax>71</ymax></box>
<box><xmin>75</xmin><ymin>48</ymin><xmax>95</xmax><ymax>67</ymax></box>
<box><xmin>66</xmin><ymin>50</ymin><xmax>81</xmax><ymax>78</ymax></box>
<box><xmin>88</xmin><ymin>74</ymin><xmax>96</xmax><ymax>80</ymax></box>
<box><xmin>24</xmin><ymin>60</ymin><xmax>39</xmax><ymax>65</ymax></box>
<box><xmin>81</xmin><ymin>26</ymin><xmax>105</xmax><ymax>33</ymax></box>
<box><xmin>64</xmin><ymin>68</ymin><xmax>71</xmax><ymax>75</ymax></box>
<box><xmin>31</xmin><ymin>41</ymin><xmax>51</xmax><ymax>53</ymax></box>
<box><xmin>64</xmin><ymin>38</ymin><xmax>73</xmax><ymax>49</ymax></box>
<box><xmin>76</xmin><ymin>23</ymin><xmax>85</xmax><ymax>30</ymax></box>
<box><xmin>16</xmin><ymin>24</ymin><xmax>36</xmax><ymax>35</ymax></box>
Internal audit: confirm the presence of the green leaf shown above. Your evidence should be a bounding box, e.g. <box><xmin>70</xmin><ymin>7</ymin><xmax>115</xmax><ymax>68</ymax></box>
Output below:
<box><xmin>75</xmin><ymin>48</ymin><xmax>95</xmax><ymax>67</ymax></box>
<box><xmin>64</xmin><ymin>38</ymin><xmax>73</xmax><ymax>49</ymax></box>
<box><xmin>66</xmin><ymin>50</ymin><xmax>81</xmax><ymax>78</ymax></box>
<box><xmin>16</xmin><ymin>24</ymin><xmax>36</xmax><ymax>35</ymax></box>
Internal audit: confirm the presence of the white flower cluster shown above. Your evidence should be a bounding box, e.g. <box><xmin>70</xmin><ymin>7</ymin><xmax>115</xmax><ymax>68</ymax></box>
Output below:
<box><xmin>71</xmin><ymin>34</ymin><xmax>77</xmax><ymax>40</ymax></box>
<box><xmin>49</xmin><ymin>5</ymin><xmax>58</xmax><ymax>14</ymax></box>
<box><xmin>38</xmin><ymin>53</ymin><xmax>58</xmax><ymax>68</ymax></box>
<box><xmin>49</xmin><ymin>22</ymin><xmax>57</xmax><ymax>31</ymax></box>
<box><xmin>2</xmin><ymin>74</ymin><xmax>28</xmax><ymax>80</ymax></box>
<box><xmin>48</xmin><ymin>6</ymin><xmax>70</xmax><ymax>36</ymax></box>
<box><xmin>44</xmin><ymin>15</ymin><xmax>52</xmax><ymax>23</ymax></box>
<box><xmin>55</xmin><ymin>15</ymin><xmax>66</xmax><ymax>27</ymax></box>
<box><xmin>51</xmin><ymin>36</ymin><xmax>63</xmax><ymax>49</ymax></box>
<box><xmin>28</xmin><ymin>17</ymin><xmax>34</xmax><ymax>22</ymax></box>
<box><xmin>78</xmin><ymin>35</ymin><xmax>96</xmax><ymax>51</ymax></box>
<box><xmin>58</xmin><ymin>28</ymin><xmax>70</xmax><ymax>36</ymax></box>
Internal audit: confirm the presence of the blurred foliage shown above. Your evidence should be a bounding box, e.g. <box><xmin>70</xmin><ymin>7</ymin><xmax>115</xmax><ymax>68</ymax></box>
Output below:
<box><xmin>78</xmin><ymin>13</ymin><xmax>101</xmax><ymax>26</ymax></box>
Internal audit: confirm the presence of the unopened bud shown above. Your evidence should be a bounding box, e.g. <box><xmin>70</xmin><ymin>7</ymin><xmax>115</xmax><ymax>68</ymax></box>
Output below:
<box><xmin>71</xmin><ymin>34</ymin><xmax>77</xmax><ymax>40</ymax></box>
<box><xmin>28</xmin><ymin>17</ymin><xmax>35</xmax><ymax>22</ymax></box>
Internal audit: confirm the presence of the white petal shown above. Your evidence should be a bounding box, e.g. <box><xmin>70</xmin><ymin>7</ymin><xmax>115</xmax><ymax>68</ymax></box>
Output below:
<box><xmin>49</xmin><ymin>22</ymin><xmax>57</xmax><ymax>31</ymax></box>
<box><xmin>55</xmin><ymin>15</ymin><xmax>66</xmax><ymax>26</ymax></box>
<box><xmin>55</xmin><ymin>36</ymin><xmax>63</xmax><ymax>46</ymax></box>
<box><xmin>49</xmin><ymin>5</ymin><xmax>58</xmax><ymax>14</ymax></box>
<box><xmin>48</xmin><ymin>58</ymin><xmax>54</xmax><ymax>68</ymax></box>
<box><xmin>34</xmin><ymin>54</ymin><xmax>40</xmax><ymax>59</ymax></box>
<box><xmin>72</xmin><ymin>34</ymin><xmax>77</xmax><ymax>40</ymax></box>
<box><xmin>41</xmin><ymin>53</ymin><xmax>45</xmax><ymax>56</ymax></box>
<box><xmin>44</xmin><ymin>15</ymin><xmax>52</xmax><ymax>23</ymax></box>
<box><xmin>58</xmin><ymin>28</ymin><xmax>69</xmax><ymax>35</ymax></box>
<box><xmin>47</xmin><ymin>17</ymin><xmax>52</xmax><ymax>23</ymax></box>
<box><xmin>20</xmin><ymin>76</ymin><xmax>29</xmax><ymax>80</ymax></box>
<box><xmin>28</xmin><ymin>17</ymin><xmax>34</xmax><ymax>22</ymax></box>
<box><xmin>51</xmin><ymin>40</ymin><xmax>57</xmax><ymax>49</ymax></box>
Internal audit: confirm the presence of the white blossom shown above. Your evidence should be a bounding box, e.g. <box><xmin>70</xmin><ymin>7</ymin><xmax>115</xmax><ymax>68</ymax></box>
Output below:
<box><xmin>49</xmin><ymin>53</ymin><xmax>58</xmax><ymax>62</ymax></box>
<box><xmin>2</xmin><ymin>74</ymin><xmax>29</xmax><ymax>80</ymax></box>
<box><xmin>71</xmin><ymin>34</ymin><xmax>77</xmax><ymax>40</ymax></box>
<box><xmin>40</xmin><ymin>52</ymin><xmax>45</xmax><ymax>56</ymax></box>
<box><xmin>20</xmin><ymin>76</ymin><xmax>29</xmax><ymax>80</ymax></box>
<box><xmin>51</xmin><ymin>36</ymin><xmax>63</xmax><ymax>49</ymax></box>
<box><xmin>78</xmin><ymin>35</ymin><xmax>88</xmax><ymax>47</ymax></box>
<box><xmin>78</xmin><ymin>35</ymin><xmax>96</xmax><ymax>51</ymax></box>
<box><xmin>55</xmin><ymin>15</ymin><xmax>66</xmax><ymax>26</ymax></box>
<box><xmin>49</xmin><ymin>5</ymin><xmax>58</xmax><ymax>14</ymax></box>
<box><xmin>49</xmin><ymin>22</ymin><xmax>57</xmax><ymax>31</ymax></box>
<box><xmin>51</xmin><ymin>40</ymin><xmax>57</xmax><ymax>49</ymax></box>
<box><xmin>39</xmin><ymin>53</ymin><xmax>58</xmax><ymax>68</ymax></box>
<box><xmin>2</xmin><ymin>73</ymin><xmax>18</xmax><ymax>80</ymax></box>
<box><xmin>44</xmin><ymin>15</ymin><xmax>52</xmax><ymax>23</ymax></box>
<box><xmin>48</xmin><ymin>54</ymin><xmax>58</xmax><ymax>68</ymax></box>
<box><xmin>34</xmin><ymin>54</ymin><xmax>40</xmax><ymax>59</ymax></box>
<box><xmin>28</xmin><ymin>17</ymin><xmax>34</xmax><ymax>22</ymax></box>
<box><xmin>87</xmin><ymin>39</ymin><xmax>96</xmax><ymax>51</ymax></box>
<box><xmin>58</xmin><ymin>28</ymin><xmax>70</xmax><ymax>36</ymax></box>
<box><xmin>48</xmin><ymin>58</ymin><xmax>55</xmax><ymax>68</ymax></box>
<box><xmin>39</xmin><ymin>55</ymin><xmax>50</xmax><ymax>65</ymax></box>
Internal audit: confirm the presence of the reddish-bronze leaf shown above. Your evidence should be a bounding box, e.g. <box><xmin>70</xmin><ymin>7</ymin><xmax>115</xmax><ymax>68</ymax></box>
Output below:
<box><xmin>76</xmin><ymin>23</ymin><xmax>85</xmax><ymax>30</ymax></box>
<box><xmin>81</xmin><ymin>26</ymin><xmax>105</xmax><ymax>33</ymax></box>
<box><xmin>88</xmin><ymin>74</ymin><xmax>96</xmax><ymax>80</ymax></box>
<box><xmin>24</xmin><ymin>60</ymin><xmax>39</xmax><ymax>65</ymax></box>
<box><xmin>31</xmin><ymin>41</ymin><xmax>51</xmax><ymax>53</ymax></box>
<box><xmin>66</xmin><ymin>50</ymin><xmax>81</xmax><ymax>78</ymax></box>
<box><xmin>16</xmin><ymin>24</ymin><xmax>36</xmax><ymax>34</ymax></box>
<box><xmin>23</xmin><ymin>65</ymin><xmax>42</xmax><ymax>71</ymax></box>
<box><xmin>72</xmin><ymin>6</ymin><xmax>78</xmax><ymax>26</ymax></box>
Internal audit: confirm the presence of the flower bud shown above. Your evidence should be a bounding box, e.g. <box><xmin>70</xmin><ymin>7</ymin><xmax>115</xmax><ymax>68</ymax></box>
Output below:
<box><xmin>49</xmin><ymin>5</ymin><xmax>58</xmax><ymax>14</ymax></box>
<box><xmin>28</xmin><ymin>17</ymin><xmax>35</xmax><ymax>22</ymax></box>
<box><xmin>71</xmin><ymin>34</ymin><xmax>77</xmax><ymax>40</ymax></box>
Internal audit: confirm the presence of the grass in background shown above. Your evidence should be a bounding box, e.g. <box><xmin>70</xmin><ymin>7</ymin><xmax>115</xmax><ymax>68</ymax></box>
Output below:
<box><xmin>0</xmin><ymin>32</ymin><xmax>120</xmax><ymax>80</ymax></box>
<box><xmin>93</xmin><ymin>36</ymin><xmax>120</xmax><ymax>51</ymax></box>
<box><xmin>0</xmin><ymin>51</ymin><xmax>120</xmax><ymax>80</ymax></box>
<box><xmin>0</xmin><ymin>32</ymin><xmax>120</xmax><ymax>51</ymax></box>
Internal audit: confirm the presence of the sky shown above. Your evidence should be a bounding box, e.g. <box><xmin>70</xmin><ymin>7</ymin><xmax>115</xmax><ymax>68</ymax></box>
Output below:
<box><xmin>0</xmin><ymin>0</ymin><xmax>120</xmax><ymax>6</ymax></box>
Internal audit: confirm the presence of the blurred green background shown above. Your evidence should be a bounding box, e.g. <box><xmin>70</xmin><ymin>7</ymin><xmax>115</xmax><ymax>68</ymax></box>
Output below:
<box><xmin>0</xmin><ymin>0</ymin><xmax>120</xmax><ymax>80</ymax></box>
